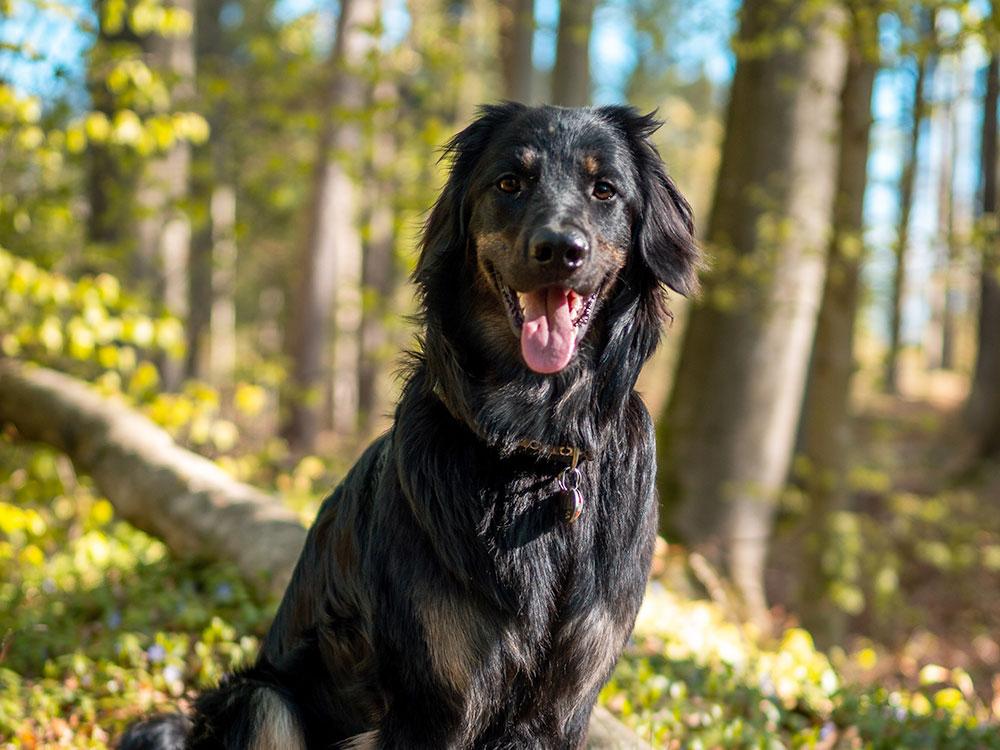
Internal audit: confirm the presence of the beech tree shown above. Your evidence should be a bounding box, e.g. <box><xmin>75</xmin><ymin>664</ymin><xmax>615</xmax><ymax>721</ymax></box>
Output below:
<box><xmin>968</xmin><ymin>40</ymin><xmax>1000</xmax><ymax>456</ymax></box>
<box><xmin>551</xmin><ymin>0</ymin><xmax>596</xmax><ymax>106</ymax></box>
<box><xmin>885</xmin><ymin>9</ymin><xmax>937</xmax><ymax>394</ymax></box>
<box><xmin>282</xmin><ymin>0</ymin><xmax>375</xmax><ymax>451</ymax></box>
<box><xmin>796</xmin><ymin>3</ymin><xmax>880</xmax><ymax>643</ymax></box>
<box><xmin>358</xmin><ymin>77</ymin><xmax>399</xmax><ymax>434</ymax></box>
<box><xmin>135</xmin><ymin>0</ymin><xmax>196</xmax><ymax>390</ymax></box>
<box><xmin>657</xmin><ymin>0</ymin><xmax>848</xmax><ymax>623</ymax></box>
<box><xmin>499</xmin><ymin>0</ymin><xmax>535</xmax><ymax>102</ymax></box>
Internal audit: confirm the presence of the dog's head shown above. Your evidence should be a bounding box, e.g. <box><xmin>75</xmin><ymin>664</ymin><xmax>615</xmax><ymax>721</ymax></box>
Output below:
<box><xmin>417</xmin><ymin>103</ymin><xmax>699</xmax><ymax>377</ymax></box>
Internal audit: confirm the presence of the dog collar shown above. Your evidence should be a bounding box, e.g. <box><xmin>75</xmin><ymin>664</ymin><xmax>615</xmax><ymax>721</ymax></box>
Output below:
<box><xmin>429</xmin><ymin>379</ymin><xmax>593</xmax><ymax>465</ymax></box>
<box><xmin>428</xmin><ymin>380</ymin><xmax>589</xmax><ymax>524</ymax></box>
<box><xmin>514</xmin><ymin>440</ymin><xmax>592</xmax><ymax>467</ymax></box>
<box><xmin>514</xmin><ymin>440</ymin><xmax>588</xmax><ymax>524</ymax></box>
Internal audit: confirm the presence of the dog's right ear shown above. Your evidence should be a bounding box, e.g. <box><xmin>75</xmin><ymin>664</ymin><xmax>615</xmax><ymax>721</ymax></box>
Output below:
<box><xmin>415</xmin><ymin>102</ymin><xmax>527</xmax><ymax>293</ymax></box>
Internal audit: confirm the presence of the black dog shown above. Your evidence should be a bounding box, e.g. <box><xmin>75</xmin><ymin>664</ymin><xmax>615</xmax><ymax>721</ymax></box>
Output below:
<box><xmin>120</xmin><ymin>102</ymin><xmax>699</xmax><ymax>749</ymax></box>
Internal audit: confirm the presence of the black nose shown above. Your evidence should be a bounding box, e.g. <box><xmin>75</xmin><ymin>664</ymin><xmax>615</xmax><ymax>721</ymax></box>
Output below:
<box><xmin>529</xmin><ymin>227</ymin><xmax>590</xmax><ymax>271</ymax></box>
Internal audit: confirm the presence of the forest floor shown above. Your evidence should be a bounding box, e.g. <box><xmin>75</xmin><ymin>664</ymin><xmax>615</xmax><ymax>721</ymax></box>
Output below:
<box><xmin>838</xmin><ymin>369</ymin><xmax>1000</xmax><ymax>708</ymax></box>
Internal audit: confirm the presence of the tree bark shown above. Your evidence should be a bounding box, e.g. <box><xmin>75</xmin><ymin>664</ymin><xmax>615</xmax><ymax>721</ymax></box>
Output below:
<box><xmin>208</xmin><ymin>183</ymin><xmax>238</xmax><ymax>383</ymax></box>
<box><xmin>885</xmin><ymin>10</ymin><xmax>935</xmax><ymax>394</ymax></box>
<box><xmin>0</xmin><ymin>358</ymin><xmax>645</xmax><ymax>748</ymax></box>
<box><xmin>795</xmin><ymin>6</ymin><xmax>878</xmax><ymax>644</ymax></box>
<box><xmin>499</xmin><ymin>0</ymin><xmax>534</xmax><ymax>102</ymax></box>
<box><xmin>282</xmin><ymin>0</ymin><xmax>373</xmax><ymax>450</ymax></box>
<box><xmin>551</xmin><ymin>0</ymin><xmax>595</xmax><ymax>106</ymax></box>
<box><xmin>657</xmin><ymin>0</ymin><xmax>847</xmax><ymax>625</ymax></box>
<box><xmin>969</xmin><ymin>50</ymin><xmax>1000</xmax><ymax>456</ymax></box>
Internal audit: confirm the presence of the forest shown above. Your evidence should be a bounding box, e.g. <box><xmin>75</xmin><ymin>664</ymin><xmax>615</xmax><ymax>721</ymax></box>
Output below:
<box><xmin>2</xmin><ymin>0</ymin><xmax>1000</xmax><ymax>746</ymax></box>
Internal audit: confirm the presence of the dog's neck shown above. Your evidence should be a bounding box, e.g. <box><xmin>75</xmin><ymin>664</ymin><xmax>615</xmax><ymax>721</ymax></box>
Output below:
<box><xmin>428</xmin><ymin>375</ymin><xmax>594</xmax><ymax>463</ymax></box>
<box><xmin>419</xmin><ymin>325</ymin><xmax>618</xmax><ymax>459</ymax></box>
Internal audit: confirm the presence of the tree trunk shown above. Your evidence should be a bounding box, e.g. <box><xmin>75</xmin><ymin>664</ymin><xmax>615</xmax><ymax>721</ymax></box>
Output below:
<box><xmin>938</xmin><ymin>60</ymin><xmax>959</xmax><ymax>371</ymax></box>
<box><xmin>795</xmin><ymin>8</ymin><xmax>878</xmax><ymax>645</ymax></box>
<box><xmin>657</xmin><ymin>0</ymin><xmax>847</xmax><ymax>625</ymax></box>
<box><xmin>186</xmin><ymin>0</ymin><xmax>237</xmax><ymax>384</ymax></box>
<box><xmin>551</xmin><ymin>0</ymin><xmax>595</xmax><ymax>106</ymax></box>
<box><xmin>358</xmin><ymin>79</ymin><xmax>399</xmax><ymax>436</ymax></box>
<box><xmin>969</xmin><ymin>51</ymin><xmax>1000</xmax><ymax>456</ymax></box>
<box><xmin>86</xmin><ymin>1</ymin><xmax>141</xmax><ymax>259</ymax></box>
<box><xmin>209</xmin><ymin>183</ymin><xmax>238</xmax><ymax>383</ymax></box>
<box><xmin>135</xmin><ymin>0</ymin><xmax>197</xmax><ymax>390</ymax></box>
<box><xmin>185</xmin><ymin>232</ymin><xmax>212</xmax><ymax>379</ymax></box>
<box><xmin>885</xmin><ymin>10</ymin><xmax>935</xmax><ymax>394</ymax></box>
<box><xmin>499</xmin><ymin>0</ymin><xmax>534</xmax><ymax>102</ymax></box>
<box><xmin>282</xmin><ymin>0</ymin><xmax>373</xmax><ymax>450</ymax></box>
<box><xmin>0</xmin><ymin>358</ymin><xmax>645</xmax><ymax>748</ymax></box>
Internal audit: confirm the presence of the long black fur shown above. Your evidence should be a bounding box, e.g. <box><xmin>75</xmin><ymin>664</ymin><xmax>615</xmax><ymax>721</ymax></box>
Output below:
<box><xmin>119</xmin><ymin>103</ymin><xmax>699</xmax><ymax>750</ymax></box>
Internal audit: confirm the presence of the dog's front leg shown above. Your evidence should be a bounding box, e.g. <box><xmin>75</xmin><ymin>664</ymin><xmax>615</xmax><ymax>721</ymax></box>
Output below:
<box><xmin>361</xmin><ymin>559</ymin><xmax>493</xmax><ymax>749</ymax></box>
<box><xmin>368</xmin><ymin>628</ymin><xmax>472</xmax><ymax>749</ymax></box>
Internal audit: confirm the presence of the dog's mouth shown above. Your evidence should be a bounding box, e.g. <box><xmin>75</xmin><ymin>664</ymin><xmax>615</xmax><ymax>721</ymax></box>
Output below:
<box><xmin>489</xmin><ymin>267</ymin><xmax>598</xmax><ymax>374</ymax></box>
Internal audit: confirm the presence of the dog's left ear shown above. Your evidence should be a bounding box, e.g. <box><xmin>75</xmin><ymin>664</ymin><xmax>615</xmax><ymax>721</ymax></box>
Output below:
<box><xmin>601</xmin><ymin>107</ymin><xmax>701</xmax><ymax>296</ymax></box>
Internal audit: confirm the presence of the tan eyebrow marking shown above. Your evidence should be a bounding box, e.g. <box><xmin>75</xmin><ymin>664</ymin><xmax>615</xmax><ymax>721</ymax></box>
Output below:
<box><xmin>519</xmin><ymin>149</ymin><xmax>538</xmax><ymax>169</ymax></box>
<box><xmin>582</xmin><ymin>154</ymin><xmax>600</xmax><ymax>176</ymax></box>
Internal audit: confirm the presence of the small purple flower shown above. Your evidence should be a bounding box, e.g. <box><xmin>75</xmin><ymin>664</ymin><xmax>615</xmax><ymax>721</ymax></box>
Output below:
<box><xmin>215</xmin><ymin>583</ymin><xmax>234</xmax><ymax>602</ymax></box>
<box><xmin>163</xmin><ymin>665</ymin><xmax>182</xmax><ymax>683</ymax></box>
<box><xmin>820</xmin><ymin>722</ymin><xmax>835</xmax><ymax>741</ymax></box>
<box><xmin>107</xmin><ymin>610</ymin><xmax>122</xmax><ymax>629</ymax></box>
<box><xmin>42</xmin><ymin>578</ymin><xmax>56</xmax><ymax>594</ymax></box>
<box><xmin>146</xmin><ymin>643</ymin><xmax>166</xmax><ymax>663</ymax></box>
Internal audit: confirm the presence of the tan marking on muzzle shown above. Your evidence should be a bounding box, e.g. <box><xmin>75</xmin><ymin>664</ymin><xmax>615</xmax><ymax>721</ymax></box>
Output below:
<box><xmin>595</xmin><ymin>238</ymin><xmax>628</xmax><ymax>278</ymax></box>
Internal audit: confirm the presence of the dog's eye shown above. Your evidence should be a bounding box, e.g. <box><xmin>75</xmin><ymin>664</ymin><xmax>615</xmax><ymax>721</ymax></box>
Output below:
<box><xmin>497</xmin><ymin>176</ymin><xmax>521</xmax><ymax>194</ymax></box>
<box><xmin>593</xmin><ymin>181</ymin><xmax>616</xmax><ymax>200</ymax></box>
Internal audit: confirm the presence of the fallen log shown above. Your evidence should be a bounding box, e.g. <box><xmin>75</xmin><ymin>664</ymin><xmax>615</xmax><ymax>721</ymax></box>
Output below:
<box><xmin>0</xmin><ymin>358</ymin><xmax>650</xmax><ymax>748</ymax></box>
<box><xmin>0</xmin><ymin>358</ymin><xmax>306</xmax><ymax>598</ymax></box>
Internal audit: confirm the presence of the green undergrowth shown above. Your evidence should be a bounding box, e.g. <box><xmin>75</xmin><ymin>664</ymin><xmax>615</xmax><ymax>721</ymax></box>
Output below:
<box><xmin>0</xmin><ymin>442</ymin><xmax>274</xmax><ymax>747</ymax></box>
<box><xmin>602</xmin><ymin>586</ymin><xmax>1000</xmax><ymax>748</ymax></box>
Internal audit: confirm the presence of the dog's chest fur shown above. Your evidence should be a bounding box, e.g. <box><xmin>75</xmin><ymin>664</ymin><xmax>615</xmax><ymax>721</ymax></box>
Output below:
<box><xmin>372</xmin><ymin>386</ymin><xmax>655</xmax><ymax>740</ymax></box>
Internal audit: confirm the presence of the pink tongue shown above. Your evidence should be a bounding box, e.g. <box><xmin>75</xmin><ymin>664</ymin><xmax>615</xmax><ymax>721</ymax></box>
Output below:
<box><xmin>520</xmin><ymin>287</ymin><xmax>577</xmax><ymax>374</ymax></box>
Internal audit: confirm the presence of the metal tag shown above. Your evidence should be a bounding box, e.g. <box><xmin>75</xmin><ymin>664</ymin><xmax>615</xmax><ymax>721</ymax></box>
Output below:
<box><xmin>558</xmin><ymin>488</ymin><xmax>584</xmax><ymax>523</ymax></box>
<box><xmin>556</xmin><ymin>466</ymin><xmax>584</xmax><ymax>524</ymax></box>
